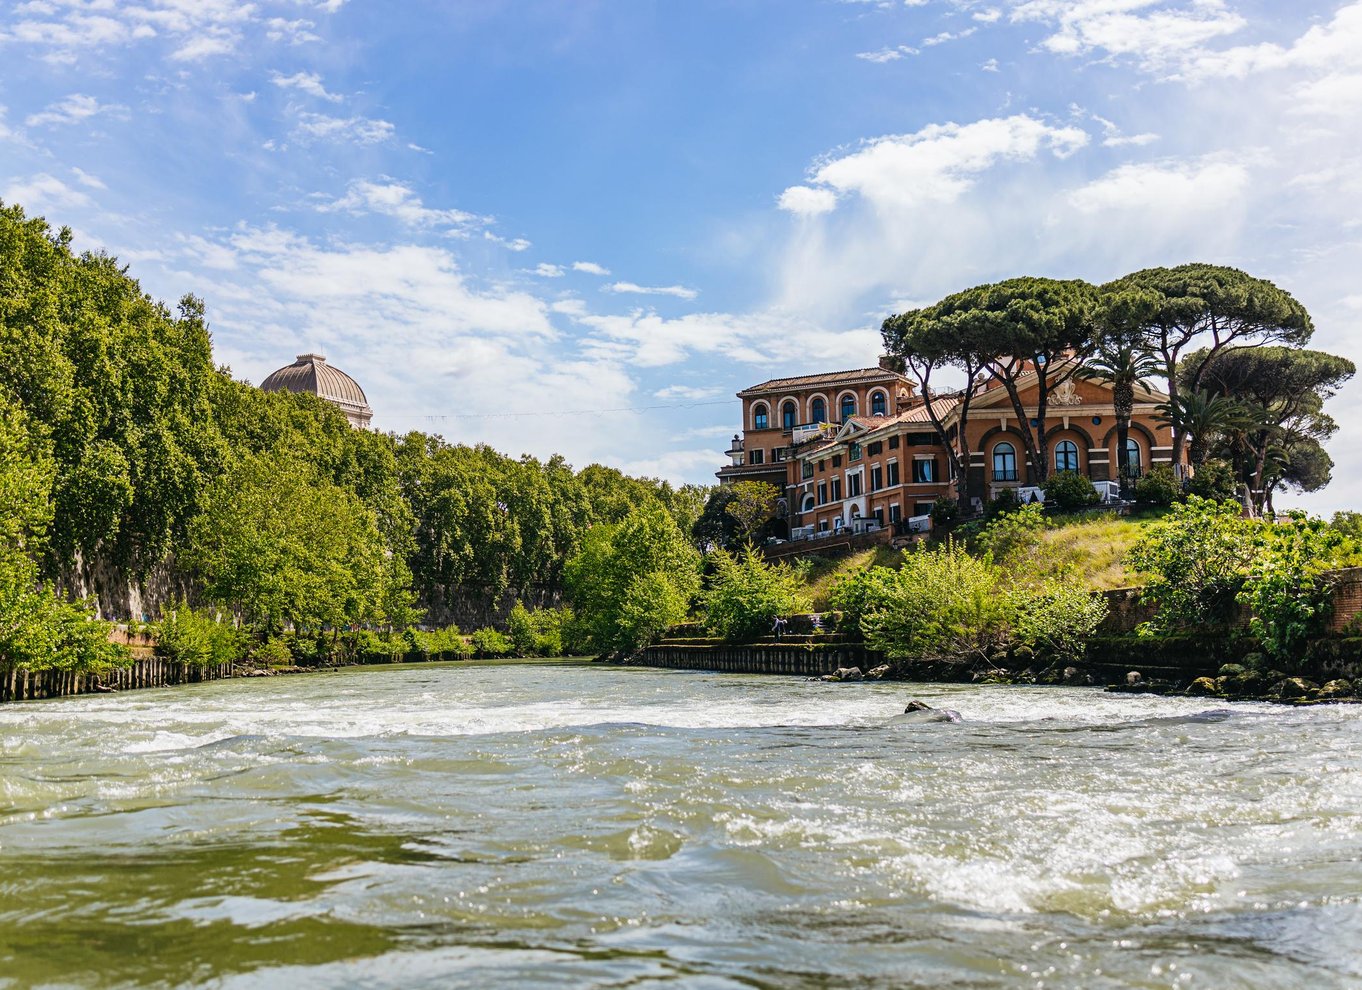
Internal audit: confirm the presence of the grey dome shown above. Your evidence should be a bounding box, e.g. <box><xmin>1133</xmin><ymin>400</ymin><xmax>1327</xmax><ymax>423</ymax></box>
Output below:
<box><xmin>260</xmin><ymin>353</ymin><xmax>373</xmax><ymax>428</ymax></box>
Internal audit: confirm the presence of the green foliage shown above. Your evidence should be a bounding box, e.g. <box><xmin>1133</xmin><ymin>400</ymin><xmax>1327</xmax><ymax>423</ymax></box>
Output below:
<box><xmin>1127</xmin><ymin>497</ymin><xmax>1257</xmax><ymax>631</ymax></box>
<box><xmin>724</xmin><ymin>481</ymin><xmax>781</xmax><ymax>543</ymax></box>
<box><xmin>1186</xmin><ymin>459</ymin><xmax>1237</xmax><ymax>502</ymax></box>
<box><xmin>930</xmin><ymin>496</ymin><xmax>958</xmax><ymax>525</ymax></box>
<box><xmin>986</xmin><ymin>487</ymin><xmax>1020</xmax><ymax>517</ymax></box>
<box><xmin>406</xmin><ymin>625</ymin><xmax>472</xmax><ymax>661</ymax></box>
<box><xmin>1134</xmin><ymin>465</ymin><xmax>1181</xmax><ymax>506</ymax></box>
<box><xmin>701</xmin><ymin>545</ymin><xmax>812</xmax><ymax>641</ymax></box>
<box><xmin>563</xmin><ymin>504</ymin><xmax>700</xmax><ymax>654</ymax></box>
<box><xmin>975</xmin><ymin>503</ymin><xmax>1072</xmax><ymax>585</ymax></box>
<box><xmin>153</xmin><ymin>603</ymin><xmax>245</xmax><ymax>668</ymax></box>
<box><xmin>507</xmin><ymin>601</ymin><xmax>569</xmax><ymax>657</ymax></box>
<box><xmin>1238</xmin><ymin>514</ymin><xmax>1344</xmax><ymax>663</ymax></box>
<box><xmin>253</xmin><ymin>637</ymin><xmax>293</xmax><ymax>666</ymax></box>
<box><xmin>1011</xmin><ymin>581</ymin><xmax>1109</xmax><ymax>662</ymax></box>
<box><xmin>470</xmin><ymin>627</ymin><xmax>513</xmax><ymax>658</ymax></box>
<box><xmin>1042</xmin><ymin>471</ymin><xmax>1099</xmax><ymax>510</ymax></box>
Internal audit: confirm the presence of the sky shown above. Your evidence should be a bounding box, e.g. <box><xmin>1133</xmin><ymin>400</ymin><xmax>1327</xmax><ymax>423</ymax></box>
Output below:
<box><xmin>2</xmin><ymin>0</ymin><xmax>1360</xmax><ymax>511</ymax></box>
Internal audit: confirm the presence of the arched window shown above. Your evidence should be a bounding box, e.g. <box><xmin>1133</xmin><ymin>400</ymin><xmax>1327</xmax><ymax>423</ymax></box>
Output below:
<box><xmin>1124</xmin><ymin>438</ymin><xmax>1142</xmax><ymax>477</ymax></box>
<box><xmin>802</xmin><ymin>494</ymin><xmax>815</xmax><ymax>513</ymax></box>
<box><xmin>782</xmin><ymin>401</ymin><xmax>797</xmax><ymax>429</ymax></box>
<box><xmin>840</xmin><ymin>394</ymin><xmax>856</xmax><ymax>422</ymax></box>
<box><xmin>811</xmin><ymin>397</ymin><xmax>826</xmax><ymax>423</ymax></box>
<box><xmin>753</xmin><ymin>403</ymin><xmax>768</xmax><ymax>430</ymax></box>
<box><xmin>870</xmin><ymin>390</ymin><xmax>887</xmax><ymax>416</ymax></box>
<box><xmin>993</xmin><ymin>441</ymin><xmax>1018</xmax><ymax>482</ymax></box>
<box><xmin>1055</xmin><ymin>440</ymin><xmax>1079</xmax><ymax>474</ymax></box>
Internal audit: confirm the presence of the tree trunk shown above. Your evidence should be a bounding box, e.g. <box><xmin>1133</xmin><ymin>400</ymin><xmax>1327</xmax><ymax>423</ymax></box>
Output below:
<box><xmin>1113</xmin><ymin>381</ymin><xmax>1134</xmax><ymax>497</ymax></box>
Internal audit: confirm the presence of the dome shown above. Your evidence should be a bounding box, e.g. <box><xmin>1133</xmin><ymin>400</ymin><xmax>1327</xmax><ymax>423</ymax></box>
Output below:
<box><xmin>260</xmin><ymin>353</ymin><xmax>373</xmax><ymax>428</ymax></box>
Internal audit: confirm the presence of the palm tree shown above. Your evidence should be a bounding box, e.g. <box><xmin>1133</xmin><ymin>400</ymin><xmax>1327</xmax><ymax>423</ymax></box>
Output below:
<box><xmin>1155</xmin><ymin>390</ymin><xmax>1254</xmax><ymax>470</ymax></box>
<box><xmin>1083</xmin><ymin>335</ymin><xmax>1161</xmax><ymax>496</ymax></box>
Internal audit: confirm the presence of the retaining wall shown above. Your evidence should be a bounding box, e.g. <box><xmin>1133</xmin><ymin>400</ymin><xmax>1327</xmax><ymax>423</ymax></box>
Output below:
<box><xmin>0</xmin><ymin>658</ymin><xmax>235</xmax><ymax>704</ymax></box>
<box><xmin>638</xmin><ymin>640</ymin><xmax>884</xmax><ymax>677</ymax></box>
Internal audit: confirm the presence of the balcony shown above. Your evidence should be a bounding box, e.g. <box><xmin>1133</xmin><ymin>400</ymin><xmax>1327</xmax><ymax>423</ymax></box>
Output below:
<box><xmin>791</xmin><ymin>422</ymin><xmax>836</xmax><ymax>446</ymax></box>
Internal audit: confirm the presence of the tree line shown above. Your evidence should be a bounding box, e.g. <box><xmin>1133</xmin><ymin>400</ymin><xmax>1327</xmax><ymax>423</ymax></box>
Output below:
<box><xmin>881</xmin><ymin>266</ymin><xmax>1353</xmax><ymax>514</ymax></box>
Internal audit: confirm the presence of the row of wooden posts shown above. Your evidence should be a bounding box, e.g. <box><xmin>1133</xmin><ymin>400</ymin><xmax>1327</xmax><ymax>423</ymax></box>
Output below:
<box><xmin>0</xmin><ymin>658</ymin><xmax>236</xmax><ymax>703</ymax></box>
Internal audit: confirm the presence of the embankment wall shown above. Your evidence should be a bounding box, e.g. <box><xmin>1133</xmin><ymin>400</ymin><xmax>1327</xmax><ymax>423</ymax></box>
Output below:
<box><xmin>0</xmin><ymin>658</ymin><xmax>235</xmax><ymax>704</ymax></box>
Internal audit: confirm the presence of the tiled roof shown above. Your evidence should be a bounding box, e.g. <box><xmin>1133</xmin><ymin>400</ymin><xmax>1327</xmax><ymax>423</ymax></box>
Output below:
<box><xmin>739</xmin><ymin>367</ymin><xmax>906</xmax><ymax>395</ymax></box>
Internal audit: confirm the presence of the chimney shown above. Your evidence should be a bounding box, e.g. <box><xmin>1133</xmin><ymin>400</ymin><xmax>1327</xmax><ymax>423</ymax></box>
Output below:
<box><xmin>878</xmin><ymin>353</ymin><xmax>904</xmax><ymax>373</ymax></box>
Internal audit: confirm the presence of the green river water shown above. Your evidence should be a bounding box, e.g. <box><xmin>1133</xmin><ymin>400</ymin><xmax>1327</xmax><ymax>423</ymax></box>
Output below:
<box><xmin>2</xmin><ymin>660</ymin><xmax>1361</xmax><ymax>988</ymax></box>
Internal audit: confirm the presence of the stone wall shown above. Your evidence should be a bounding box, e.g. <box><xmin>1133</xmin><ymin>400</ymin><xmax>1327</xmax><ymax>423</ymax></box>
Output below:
<box><xmin>0</xmin><ymin>657</ymin><xmax>235</xmax><ymax>704</ymax></box>
<box><xmin>638</xmin><ymin>640</ymin><xmax>882</xmax><ymax>677</ymax></box>
<box><xmin>416</xmin><ymin>585</ymin><xmax>562</xmax><ymax>631</ymax></box>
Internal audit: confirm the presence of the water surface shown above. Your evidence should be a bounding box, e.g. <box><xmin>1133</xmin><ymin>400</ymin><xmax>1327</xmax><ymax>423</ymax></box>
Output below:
<box><xmin>2</xmin><ymin>661</ymin><xmax>1360</xmax><ymax>988</ymax></box>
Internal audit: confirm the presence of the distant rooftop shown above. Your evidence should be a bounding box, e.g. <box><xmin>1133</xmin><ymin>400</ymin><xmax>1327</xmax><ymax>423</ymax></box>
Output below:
<box><xmin>738</xmin><ymin>366</ymin><xmax>908</xmax><ymax>396</ymax></box>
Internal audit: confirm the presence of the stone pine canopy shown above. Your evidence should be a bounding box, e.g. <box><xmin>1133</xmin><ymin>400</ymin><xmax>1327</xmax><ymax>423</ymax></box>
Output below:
<box><xmin>259</xmin><ymin>353</ymin><xmax>374</xmax><ymax>428</ymax></box>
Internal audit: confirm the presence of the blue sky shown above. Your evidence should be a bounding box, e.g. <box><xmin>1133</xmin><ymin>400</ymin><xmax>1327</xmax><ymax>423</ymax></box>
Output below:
<box><xmin>2</xmin><ymin>0</ymin><xmax>1360</xmax><ymax>510</ymax></box>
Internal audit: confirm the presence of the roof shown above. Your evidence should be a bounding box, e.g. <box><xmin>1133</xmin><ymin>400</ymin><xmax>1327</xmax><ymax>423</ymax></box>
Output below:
<box><xmin>738</xmin><ymin>366</ymin><xmax>908</xmax><ymax>396</ymax></box>
<box><xmin>260</xmin><ymin>354</ymin><xmax>372</xmax><ymax>412</ymax></box>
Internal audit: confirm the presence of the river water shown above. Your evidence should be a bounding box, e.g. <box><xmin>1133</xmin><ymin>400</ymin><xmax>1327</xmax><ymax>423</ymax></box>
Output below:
<box><xmin>2</xmin><ymin>661</ymin><xmax>1361</xmax><ymax>989</ymax></box>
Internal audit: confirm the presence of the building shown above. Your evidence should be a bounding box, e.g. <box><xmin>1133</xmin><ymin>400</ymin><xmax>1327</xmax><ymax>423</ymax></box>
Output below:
<box><xmin>260</xmin><ymin>353</ymin><xmax>374</xmax><ymax>428</ymax></box>
<box><xmin>719</xmin><ymin>356</ymin><xmax>1172</xmax><ymax>542</ymax></box>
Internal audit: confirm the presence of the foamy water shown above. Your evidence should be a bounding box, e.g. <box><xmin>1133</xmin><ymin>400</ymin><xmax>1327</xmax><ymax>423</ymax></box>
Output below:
<box><xmin>2</xmin><ymin>661</ymin><xmax>1360</xmax><ymax>988</ymax></box>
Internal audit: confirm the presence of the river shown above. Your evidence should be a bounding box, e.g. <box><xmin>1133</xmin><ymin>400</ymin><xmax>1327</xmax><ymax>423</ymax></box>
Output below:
<box><xmin>2</xmin><ymin>661</ymin><xmax>1360</xmax><ymax>989</ymax></box>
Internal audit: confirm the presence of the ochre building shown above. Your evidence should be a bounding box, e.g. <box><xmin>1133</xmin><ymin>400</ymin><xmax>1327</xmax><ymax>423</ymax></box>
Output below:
<box><xmin>718</xmin><ymin>357</ymin><xmax>1171</xmax><ymax>540</ymax></box>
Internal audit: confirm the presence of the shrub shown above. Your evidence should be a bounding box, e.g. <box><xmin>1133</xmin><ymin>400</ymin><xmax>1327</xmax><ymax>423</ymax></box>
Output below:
<box><xmin>986</xmin><ymin>487</ymin><xmax>1020</xmax><ymax>517</ymax></box>
<box><xmin>1239</xmin><ymin>513</ymin><xmax>1344</xmax><ymax>663</ymax></box>
<box><xmin>154</xmin><ymin>603</ymin><xmax>246</xmax><ymax>668</ymax></box>
<box><xmin>1186</xmin><ymin>459</ymin><xmax>1238</xmax><ymax>503</ymax></box>
<box><xmin>253</xmin><ymin>637</ymin><xmax>293</xmax><ymax>666</ymax></box>
<box><xmin>470</xmin><ymin>627</ymin><xmax>513</xmax><ymax>658</ymax></box>
<box><xmin>507</xmin><ymin>602</ymin><xmax>568</xmax><ymax>657</ymax></box>
<box><xmin>1134</xmin><ymin>465</ymin><xmax>1181</xmax><ymax>506</ymax></box>
<box><xmin>1011</xmin><ymin>582</ymin><xmax>1109</xmax><ymax>662</ymax></box>
<box><xmin>701</xmin><ymin>545</ymin><xmax>812</xmax><ymax>641</ymax></box>
<box><xmin>930</xmin><ymin>497</ymin><xmax>959</xmax><ymax>526</ymax></box>
<box><xmin>1042</xmin><ymin>471</ymin><xmax>1099</xmax><ymax>510</ymax></box>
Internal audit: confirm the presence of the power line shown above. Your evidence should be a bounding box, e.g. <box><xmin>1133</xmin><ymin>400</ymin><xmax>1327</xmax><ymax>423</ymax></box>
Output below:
<box><xmin>423</xmin><ymin>398</ymin><xmax>732</xmax><ymax>422</ymax></box>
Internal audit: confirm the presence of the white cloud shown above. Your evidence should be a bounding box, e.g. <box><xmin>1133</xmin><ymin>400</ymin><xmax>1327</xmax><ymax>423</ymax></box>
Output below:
<box><xmin>801</xmin><ymin>114</ymin><xmax>1089</xmax><ymax>211</ymax></box>
<box><xmin>603</xmin><ymin>281</ymin><xmax>699</xmax><ymax>301</ymax></box>
<box><xmin>1102</xmin><ymin>132</ymin><xmax>1159</xmax><ymax>147</ymax></box>
<box><xmin>572</xmin><ymin>260</ymin><xmax>610</xmax><ymax>275</ymax></box>
<box><xmin>981</xmin><ymin>57</ymin><xmax>1000</xmax><ymax>71</ymax></box>
<box><xmin>24</xmin><ymin>93</ymin><xmax>125</xmax><ymax>127</ymax></box>
<box><xmin>856</xmin><ymin>45</ymin><xmax>918</xmax><ymax>62</ymax></box>
<box><xmin>1010</xmin><ymin>0</ymin><xmax>1247</xmax><ymax>71</ymax></box>
<box><xmin>270</xmin><ymin>70</ymin><xmax>343</xmax><ymax>102</ymax></box>
<box><xmin>2</xmin><ymin>172</ymin><xmax>93</xmax><ymax>212</ymax></box>
<box><xmin>922</xmin><ymin>27</ymin><xmax>976</xmax><ymax>46</ymax></box>
<box><xmin>531</xmin><ymin>263</ymin><xmax>565</xmax><ymax>277</ymax></box>
<box><xmin>295</xmin><ymin>111</ymin><xmax>394</xmax><ymax>144</ymax></box>
<box><xmin>317</xmin><ymin>179</ymin><xmax>486</xmax><ymax>230</ymax></box>
<box><xmin>778</xmin><ymin>185</ymin><xmax>839</xmax><ymax>215</ymax></box>
<box><xmin>974</xmin><ymin>8</ymin><xmax>1002</xmax><ymax>23</ymax></box>
<box><xmin>265</xmin><ymin>17</ymin><xmax>320</xmax><ymax>44</ymax></box>
<box><xmin>70</xmin><ymin>167</ymin><xmax>106</xmax><ymax>189</ymax></box>
<box><xmin>655</xmin><ymin>385</ymin><xmax>724</xmax><ymax>401</ymax></box>
<box><xmin>1067</xmin><ymin>157</ymin><xmax>1250</xmax><ymax>214</ymax></box>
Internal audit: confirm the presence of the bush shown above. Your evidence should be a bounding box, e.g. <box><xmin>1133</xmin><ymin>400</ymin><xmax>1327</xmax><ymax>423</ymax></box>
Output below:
<box><xmin>986</xmin><ymin>487</ymin><xmax>1020</xmax><ymax>517</ymax></box>
<box><xmin>1011</xmin><ymin>582</ymin><xmax>1108</xmax><ymax>662</ymax></box>
<box><xmin>930</xmin><ymin>497</ymin><xmax>959</xmax><ymax>526</ymax></box>
<box><xmin>1187</xmin><ymin>459</ymin><xmax>1237</xmax><ymax>503</ymax></box>
<box><xmin>507</xmin><ymin>602</ymin><xmax>568</xmax><ymax>657</ymax></box>
<box><xmin>1134</xmin><ymin>465</ymin><xmax>1181</xmax><ymax>506</ymax></box>
<box><xmin>253</xmin><ymin>637</ymin><xmax>293</xmax><ymax>666</ymax></box>
<box><xmin>701</xmin><ymin>545</ymin><xmax>812</xmax><ymax>641</ymax></box>
<box><xmin>154</xmin><ymin>603</ymin><xmax>246</xmax><ymax>668</ymax></box>
<box><xmin>1042</xmin><ymin>471</ymin><xmax>1099</xmax><ymax>510</ymax></box>
<box><xmin>470</xmin><ymin>627</ymin><xmax>513</xmax><ymax>658</ymax></box>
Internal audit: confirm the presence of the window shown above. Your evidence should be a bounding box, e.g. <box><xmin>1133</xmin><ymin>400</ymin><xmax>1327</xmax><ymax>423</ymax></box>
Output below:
<box><xmin>817</xmin><ymin>483</ymin><xmax>828</xmax><ymax>505</ymax></box>
<box><xmin>782</xmin><ymin>401</ymin><xmax>797</xmax><ymax>430</ymax></box>
<box><xmin>802</xmin><ymin>494</ymin><xmax>815</xmax><ymax>513</ymax></box>
<box><xmin>993</xmin><ymin>442</ymin><xmax>1017</xmax><ymax>482</ymax></box>
<box><xmin>1055</xmin><ymin>440</ymin><xmax>1079</xmax><ymax>474</ymax></box>
<box><xmin>817</xmin><ymin>460</ymin><xmax>825</xmax><ymax>472</ymax></box>
<box><xmin>811</xmin><ymin>397</ymin><xmax>827</xmax><ymax>423</ymax></box>
<box><xmin>818</xmin><ymin>519</ymin><xmax>829</xmax><ymax>532</ymax></box>
<box><xmin>750</xmin><ymin>449</ymin><xmax>764</xmax><ymax>465</ymax></box>
<box><xmin>908</xmin><ymin>432</ymin><xmax>936</xmax><ymax>446</ymax></box>
<box><xmin>872</xmin><ymin>508</ymin><xmax>884</xmax><ymax>526</ymax></box>
<box><xmin>774</xmin><ymin>447</ymin><xmax>787</xmax><ymax>462</ymax></box>
<box><xmin>831</xmin><ymin>478</ymin><xmax>842</xmax><ymax>501</ymax></box>
<box><xmin>1124</xmin><ymin>438</ymin><xmax>1142</xmax><ymax>477</ymax></box>
<box><xmin>840</xmin><ymin>395</ymin><xmax>856</xmax><ymax>422</ymax></box>
<box><xmin>867</xmin><ymin>441</ymin><xmax>883</xmax><ymax>456</ymax></box>
<box><xmin>848</xmin><ymin>473</ymin><xmax>863</xmax><ymax>497</ymax></box>
<box><xmin>912</xmin><ymin>458</ymin><xmax>935</xmax><ymax>483</ymax></box>
<box><xmin>871</xmin><ymin>391</ymin><xmax>887</xmax><ymax>416</ymax></box>
<box><xmin>887</xmin><ymin>460</ymin><xmax>900</xmax><ymax>486</ymax></box>
<box><xmin>914</xmin><ymin>501</ymin><xmax>936</xmax><ymax>517</ymax></box>
<box><xmin>802</xmin><ymin>461</ymin><xmax>814</xmax><ymax>480</ymax></box>
<box><xmin>871</xmin><ymin>466</ymin><xmax>883</xmax><ymax>491</ymax></box>
<box><xmin>889</xmin><ymin>435</ymin><xmax>900</xmax><ymax>450</ymax></box>
<box><xmin>849</xmin><ymin>442</ymin><xmax>862</xmax><ymax>461</ymax></box>
<box><xmin>888</xmin><ymin>503</ymin><xmax>901</xmax><ymax>524</ymax></box>
<box><xmin>753</xmin><ymin>403</ymin><xmax>768</xmax><ymax>430</ymax></box>
<box><xmin>832</xmin><ymin>454</ymin><xmax>842</xmax><ymax>468</ymax></box>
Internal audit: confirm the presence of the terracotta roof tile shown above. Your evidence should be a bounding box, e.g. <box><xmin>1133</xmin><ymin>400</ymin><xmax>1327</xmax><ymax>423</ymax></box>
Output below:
<box><xmin>739</xmin><ymin>367</ymin><xmax>908</xmax><ymax>395</ymax></box>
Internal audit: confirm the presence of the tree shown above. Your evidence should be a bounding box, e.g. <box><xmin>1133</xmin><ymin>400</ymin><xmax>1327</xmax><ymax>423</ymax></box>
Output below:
<box><xmin>1082</xmin><ymin>314</ymin><xmax>1161</xmax><ymax>495</ymax></box>
<box><xmin>1189</xmin><ymin>346</ymin><xmax>1354</xmax><ymax>514</ymax></box>
<box><xmin>1155</xmin><ymin>390</ymin><xmax>1253</xmax><ymax>470</ymax></box>
<box><xmin>905</xmin><ymin>277</ymin><xmax>1102</xmax><ymax>484</ymax></box>
<box><xmin>562</xmin><ymin>504</ymin><xmax>700</xmax><ymax>654</ymax></box>
<box><xmin>725</xmin><ymin>480</ymin><xmax>780</xmax><ymax>543</ymax></box>
<box><xmin>701</xmin><ymin>545</ymin><xmax>811</xmax><ymax>641</ymax></box>
<box><xmin>1103</xmin><ymin>264</ymin><xmax>1313</xmax><ymax>470</ymax></box>
<box><xmin>881</xmin><ymin>308</ymin><xmax>987</xmax><ymax>504</ymax></box>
